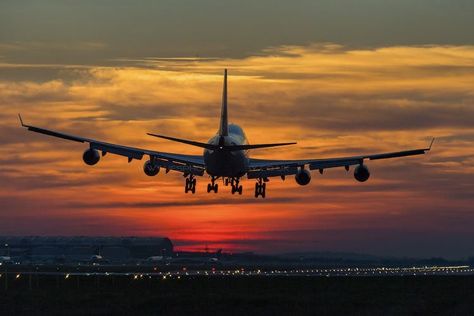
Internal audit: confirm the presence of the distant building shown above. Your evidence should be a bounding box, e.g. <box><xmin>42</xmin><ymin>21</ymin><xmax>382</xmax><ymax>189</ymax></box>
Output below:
<box><xmin>0</xmin><ymin>236</ymin><xmax>173</xmax><ymax>264</ymax></box>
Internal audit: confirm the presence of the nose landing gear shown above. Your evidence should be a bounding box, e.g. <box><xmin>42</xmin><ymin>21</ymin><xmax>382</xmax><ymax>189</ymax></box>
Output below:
<box><xmin>255</xmin><ymin>178</ymin><xmax>266</xmax><ymax>198</ymax></box>
<box><xmin>185</xmin><ymin>175</ymin><xmax>196</xmax><ymax>194</ymax></box>
<box><xmin>207</xmin><ymin>177</ymin><xmax>219</xmax><ymax>193</ymax></box>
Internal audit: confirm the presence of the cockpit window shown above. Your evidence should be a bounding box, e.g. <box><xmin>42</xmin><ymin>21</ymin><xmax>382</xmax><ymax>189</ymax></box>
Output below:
<box><xmin>228</xmin><ymin>124</ymin><xmax>245</xmax><ymax>136</ymax></box>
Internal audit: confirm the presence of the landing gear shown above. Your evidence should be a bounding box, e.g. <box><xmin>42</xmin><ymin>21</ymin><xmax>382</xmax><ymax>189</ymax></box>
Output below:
<box><xmin>207</xmin><ymin>177</ymin><xmax>218</xmax><ymax>193</ymax></box>
<box><xmin>230</xmin><ymin>178</ymin><xmax>243</xmax><ymax>195</ymax></box>
<box><xmin>255</xmin><ymin>178</ymin><xmax>266</xmax><ymax>198</ymax></box>
<box><xmin>185</xmin><ymin>175</ymin><xmax>196</xmax><ymax>194</ymax></box>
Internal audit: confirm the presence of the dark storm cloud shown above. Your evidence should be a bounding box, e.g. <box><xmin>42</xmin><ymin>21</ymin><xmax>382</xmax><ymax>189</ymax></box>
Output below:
<box><xmin>1</xmin><ymin>0</ymin><xmax>474</xmax><ymax>65</ymax></box>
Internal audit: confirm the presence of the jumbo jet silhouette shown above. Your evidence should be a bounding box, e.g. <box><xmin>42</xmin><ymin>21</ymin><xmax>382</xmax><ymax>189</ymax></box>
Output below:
<box><xmin>19</xmin><ymin>69</ymin><xmax>433</xmax><ymax>198</ymax></box>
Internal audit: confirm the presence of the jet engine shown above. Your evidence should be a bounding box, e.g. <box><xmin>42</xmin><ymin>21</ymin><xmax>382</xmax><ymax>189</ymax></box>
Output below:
<box><xmin>83</xmin><ymin>148</ymin><xmax>100</xmax><ymax>166</ymax></box>
<box><xmin>354</xmin><ymin>164</ymin><xmax>370</xmax><ymax>182</ymax></box>
<box><xmin>143</xmin><ymin>160</ymin><xmax>160</xmax><ymax>177</ymax></box>
<box><xmin>295</xmin><ymin>169</ymin><xmax>311</xmax><ymax>186</ymax></box>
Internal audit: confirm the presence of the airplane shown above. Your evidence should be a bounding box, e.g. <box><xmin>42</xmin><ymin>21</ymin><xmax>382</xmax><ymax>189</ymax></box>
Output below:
<box><xmin>19</xmin><ymin>69</ymin><xmax>434</xmax><ymax>198</ymax></box>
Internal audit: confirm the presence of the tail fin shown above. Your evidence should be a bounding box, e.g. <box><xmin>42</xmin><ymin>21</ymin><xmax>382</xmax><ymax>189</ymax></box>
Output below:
<box><xmin>218</xmin><ymin>69</ymin><xmax>228</xmax><ymax>136</ymax></box>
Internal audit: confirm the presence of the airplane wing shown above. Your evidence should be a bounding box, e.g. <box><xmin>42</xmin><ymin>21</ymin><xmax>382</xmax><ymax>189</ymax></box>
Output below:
<box><xmin>18</xmin><ymin>115</ymin><xmax>206</xmax><ymax>176</ymax></box>
<box><xmin>247</xmin><ymin>139</ymin><xmax>434</xmax><ymax>179</ymax></box>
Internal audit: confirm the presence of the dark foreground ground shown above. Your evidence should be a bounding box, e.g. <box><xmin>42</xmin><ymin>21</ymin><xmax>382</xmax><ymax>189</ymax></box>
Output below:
<box><xmin>1</xmin><ymin>275</ymin><xmax>474</xmax><ymax>315</ymax></box>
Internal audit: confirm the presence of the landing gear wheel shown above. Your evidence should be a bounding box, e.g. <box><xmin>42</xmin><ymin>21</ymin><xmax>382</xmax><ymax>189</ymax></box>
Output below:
<box><xmin>254</xmin><ymin>179</ymin><xmax>266</xmax><ymax>198</ymax></box>
<box><xmin>230</xmin><ymin>178</ymin><xmax>242</xmax><ymax>195</ymax></box>
<box><xmin>207</xmin><ymin>177</ymin><xmax>218</xmax><ymax>193</ymax></box>
<box><xmin>185</xmin><ymin>176</ymin><xmax>196</xmax><ymax>194</ymax></box>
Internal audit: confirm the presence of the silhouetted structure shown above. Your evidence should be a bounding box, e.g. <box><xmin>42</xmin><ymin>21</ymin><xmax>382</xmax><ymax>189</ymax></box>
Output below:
<box><xmin>0</xmin><ymin>236</ymin><xmax>173</xmax><ymax>263</ymax></box>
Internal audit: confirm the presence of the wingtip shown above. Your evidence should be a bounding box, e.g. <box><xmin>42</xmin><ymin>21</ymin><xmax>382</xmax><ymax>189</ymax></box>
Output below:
<box><xmin>429</xmin><ymin>137</ymin><xmax>435</xmax><ymax>150</ymax></box>
<box><xmin>18</xmin><ymin>113</ymin><xmax>25</xmax><ymax>127</ymax></box>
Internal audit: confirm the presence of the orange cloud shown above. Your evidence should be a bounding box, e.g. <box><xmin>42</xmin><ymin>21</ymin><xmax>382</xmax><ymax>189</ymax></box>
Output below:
<box><xmin>0</xmin><ymin>43</ymin><xmax>473</xmax><ymax>257</ymax></box>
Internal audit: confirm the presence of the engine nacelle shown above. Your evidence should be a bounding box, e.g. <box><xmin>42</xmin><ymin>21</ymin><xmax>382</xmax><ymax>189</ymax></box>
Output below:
<box><xmin>354</xmin><ymin>164</ymin><xmax>370</xmax><ymax>182</ymax></box>
<box><xmin>83</xmin><ymin>148</ymin><xmax>100</xmax><ymax>166</ymax></box>
<box><xmin>143</xmin><ymin>160</ymin><xmax>160</xmax><ymax>177</ymax></box>
<box><xmin>295</xmin><ymin>169</ymin><xmax>311</xmax><ymax>186</ymax></box>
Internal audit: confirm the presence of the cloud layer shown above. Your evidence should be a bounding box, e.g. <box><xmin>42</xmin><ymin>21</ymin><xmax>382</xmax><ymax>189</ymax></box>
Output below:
<box><xmin>0</xmin><ymin>43</ymin><xmax>473</xmax><ymax>258</ymax></box>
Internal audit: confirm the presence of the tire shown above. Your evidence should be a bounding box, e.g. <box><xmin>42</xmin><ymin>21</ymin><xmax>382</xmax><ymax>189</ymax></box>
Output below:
<box><xmin>207</xmin><ymin>183</ymin><xmax>211</xmax><ymax>193</ymax></box>
<box><xmin>238</xmin><ymin>186</ymin><xmax>242</xmax><ymax>195</ymax></box>
<box><xmin>192</xmin><ymin>186</ymin><xmax>196</xmax><ymax>194</ymax></box>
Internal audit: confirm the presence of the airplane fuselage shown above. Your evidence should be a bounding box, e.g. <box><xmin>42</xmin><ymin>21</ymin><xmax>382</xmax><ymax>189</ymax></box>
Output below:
<box><xmin>204</xmin><ymin>123</ymin><xmax>249</xmax><ymax>177</ymax></box>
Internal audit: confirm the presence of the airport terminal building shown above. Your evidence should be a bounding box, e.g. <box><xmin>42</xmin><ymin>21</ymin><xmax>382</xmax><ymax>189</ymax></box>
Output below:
<box><xmin>0</xmin><ymin>236</ymin><xmax>173</xmax><ymax>264</ymax></box>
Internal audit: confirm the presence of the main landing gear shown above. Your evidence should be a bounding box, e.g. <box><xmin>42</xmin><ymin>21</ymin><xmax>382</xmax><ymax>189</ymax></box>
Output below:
<box><xmin>207</xmin><ymin>177</ymin><xmax>218</xmax><ymax>193</ymax></box>
<box><xmin>230</xmin><ymin>178</ymin><xmax>243</xmax><ymax>195</ymax></box>
<box><xmin>255</xmin><ymin>178</ymin><xmax>266</xmax><ymax>198</ymax></box>
<box><xmin>185</xmin><ymin>174</ymin><xmax>196</xmax><ymax>194</ymax></box>
<box><xmin>224</xmin><ymin>178</ymin><xmax>243</xmax><ymax>195</ymax></box>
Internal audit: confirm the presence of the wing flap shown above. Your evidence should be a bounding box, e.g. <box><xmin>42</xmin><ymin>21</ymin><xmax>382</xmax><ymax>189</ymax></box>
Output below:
<box><xmin>154</xmin><ymin>158</ymin><xmax>205</xmax><ymax>176</ymax></box>
<box><xmin>90</xmin><ymin>142</ymin><xmax>145</xmax><ymax>160</ymax></box>
<box><xmin>247</xmin><ymin>166</ymin><xmax>298</xmax><ymax>179</ymax></box>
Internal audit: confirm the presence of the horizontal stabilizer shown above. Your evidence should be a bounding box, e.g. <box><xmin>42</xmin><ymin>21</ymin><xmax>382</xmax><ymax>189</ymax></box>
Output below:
<box><xmin>147</xmin><ymin>133</ymin><xmax>296</xmax><ymax>151</ymax></box>
<box><xmin>147</xmin><ymin>133</ymin><xmax>217</xmax><ymax>150</ymax></box>
<box><xmin>229</xmin><ymin>142</ymin><xmax>297</xmax><ymax>151</ymax></box>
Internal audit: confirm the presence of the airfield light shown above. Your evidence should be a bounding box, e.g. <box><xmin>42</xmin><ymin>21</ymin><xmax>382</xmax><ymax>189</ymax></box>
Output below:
<box><xmin>16</xmin><ymin>274</ymin><xmax>20</xmax><ymax>279</ymax></box>
<box><xmin>65</xmin><ymin>274</ymin><xmax>70</xmax><ymax>279</ymax></box>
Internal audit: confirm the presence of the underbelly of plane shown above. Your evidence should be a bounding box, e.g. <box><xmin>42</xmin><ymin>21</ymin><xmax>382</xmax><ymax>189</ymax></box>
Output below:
<box><xmin>204</xmin><ymin>149</ymin><xmax>248</xmax><ymax>177</ymax></box>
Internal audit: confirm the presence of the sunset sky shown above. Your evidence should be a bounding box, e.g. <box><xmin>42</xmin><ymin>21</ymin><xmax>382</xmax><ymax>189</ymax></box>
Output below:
<box><xmin>1</xmin><ymin>0</ymin><xmax>473</xmax><ymax>258</ymax></box>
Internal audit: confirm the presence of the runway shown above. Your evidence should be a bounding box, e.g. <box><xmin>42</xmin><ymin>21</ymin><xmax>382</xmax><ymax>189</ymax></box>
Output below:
<box><xmin>2</xmin><ymin>264</ymin><xmax>473</xmax><ymax>280</ymax></box>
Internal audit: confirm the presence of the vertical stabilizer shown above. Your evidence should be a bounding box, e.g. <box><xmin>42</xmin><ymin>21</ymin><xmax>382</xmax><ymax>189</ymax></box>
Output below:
<box><xmin>218</xmin><ymin>69</ymin><xmax>228</xmax><ymax>136</ymax></box>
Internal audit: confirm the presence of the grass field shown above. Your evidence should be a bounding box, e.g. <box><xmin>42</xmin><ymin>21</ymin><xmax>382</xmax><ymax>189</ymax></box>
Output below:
<box><xmin>1</xmin><ymin>275</ymin><xmax>474</xmax><ymax>315</ymax></box>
